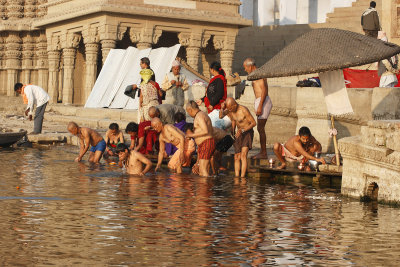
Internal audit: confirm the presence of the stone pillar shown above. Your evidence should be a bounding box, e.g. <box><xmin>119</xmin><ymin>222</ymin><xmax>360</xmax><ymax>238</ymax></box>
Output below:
<box><xmin>130</xmin><ymin>26</ymin><xmax>161</xmax><ymax>50</ymax></box>
<box><xmin>36</xmin><ymin>32</ymin><xmax>48</xmax><ymax>91</ymax></box>
<box><xmin>83</xmin><ymin>43</ymin><xmax>99</xmax><ymax>102</ymax></box>
<box><xmin>178</xmin><ymin>31</ymin><xmax>204</xmax><ymax>72</ymax></box>
<box><xmin>186</xmin><ymin>47</ymin><xmax>200</xmax><ymax>71</ymax></box>
<box><xmin>62</xmin><ymin>48</ymin><xmax>76</xmax><ymax>104</ymax></box>
<box><xmin>136</xmin><ymin>42</ymin><xmax>152</xmax><ymax>50</ymax></box>
<box><xmin>220</xmin><ymin>50</ymin><xmax>234</xmax><ymax>75</ymax></box>
<box><xmin>213</xmin><ymin>34</ymin><xmax>236</xmax><ymax>75</ymax></box>
<box><xmin>60</xmin><ymin>32</ymin><xmax>81</xmax><ymax>104</ymax></box>
<box><xmin>24</xmin><ymin>0</ymin><xmax>36</xmax><ymax>18</ymax></box>
<box><xmin>7</xmin><ymin>0</ymin><xmax>23</xmax><ymax>19</ymax></box>
<box><xmin>47</xmin><ymin>50</ymin><xmax>60</xmax><ymax>103</ymax></box>
<box><xmin>21</xmin><ymin>34</ymin><xmax>34</xmax><ymax>84</ymax></box>
<box><xmin>100</xmin><ymin>39</ymin><xmax>116</xmax><ymax>64</ymax></box>
<box><xmin>5</xmin><ymin>32</ymin><xmax>21</xmax><ymax>96</ymax></box>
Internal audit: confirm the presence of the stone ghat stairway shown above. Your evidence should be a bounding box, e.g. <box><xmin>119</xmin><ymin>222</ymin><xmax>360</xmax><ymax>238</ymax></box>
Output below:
<box><xmin>47</xmin><ymin>105</ymin><xmax>139</xmax><ymax>130</ymax></box>
<box><xmin>325</xmin><ymin>0</ymin><xmax>382</xmax><ymax>33</ymax></box>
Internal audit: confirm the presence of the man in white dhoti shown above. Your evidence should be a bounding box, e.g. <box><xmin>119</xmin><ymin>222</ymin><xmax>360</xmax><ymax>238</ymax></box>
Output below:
<box><xmin>243</xmin><ymin>58</ymin><xmax>273</xmax><ymax>159</ymax></box>
<box><xmin>161</xmin><ymin>60</ymin><xmax>189</xmax><ymax>107</ymax></box>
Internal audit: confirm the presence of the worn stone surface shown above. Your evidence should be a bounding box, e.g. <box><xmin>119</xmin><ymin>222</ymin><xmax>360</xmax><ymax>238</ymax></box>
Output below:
<box><xmin>339</xmin><ymin>120</ymin><xmax>400</xmax><ymax>203</ymax></box>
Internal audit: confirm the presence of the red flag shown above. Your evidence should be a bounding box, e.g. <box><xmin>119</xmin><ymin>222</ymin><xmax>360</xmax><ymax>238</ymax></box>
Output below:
<box><xmin>343</xmin><ymin>68</ymin><xmax>400</xmax><ymax>88</ymax></box>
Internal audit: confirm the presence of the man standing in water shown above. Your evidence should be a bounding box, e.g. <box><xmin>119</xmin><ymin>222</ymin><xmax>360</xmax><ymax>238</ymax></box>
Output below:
<box><xmin>220</xmin><ymin>97</ymin><xmax>256</xmax><ymax>177</ymax></box>
<box><xmin>67</xmin><ymin>121</ymin><xmax>106</xmax><ymax>163</ymax></box>
<box><xmin>243</xmin><ymin>58</ymin><xmax>272</xmax><ymax>159</ymax></box>
<box><xmin>151</xmin><ymin>117</ymin><xmax>185</xmax><ymax>174</ymax></box>
<box><xmin>116</xmin><ymin>143</ymin><xmax>152</xmax><ymax>176</ymax></box>
<box><xmin>186</xmin><ymin>101</ymin><xmax>215</xmax><ymax>177</ymax></box>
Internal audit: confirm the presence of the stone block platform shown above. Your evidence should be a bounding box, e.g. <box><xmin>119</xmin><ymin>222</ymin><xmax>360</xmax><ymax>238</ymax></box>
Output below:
<box><xmin>339</xmin><ymin>120</ymin><xmax>400</xmax><ymax>204</ymax></box>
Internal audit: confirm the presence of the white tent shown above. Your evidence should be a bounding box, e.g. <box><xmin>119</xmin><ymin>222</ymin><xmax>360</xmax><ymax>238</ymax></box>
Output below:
<box><xmin>85</xmin><ymin>44</ymin><xmax>197</xmax><ymax>109</ymax></box>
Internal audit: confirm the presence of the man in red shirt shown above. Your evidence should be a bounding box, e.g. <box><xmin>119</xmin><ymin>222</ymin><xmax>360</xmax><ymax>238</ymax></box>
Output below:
<box><xmin>125</xmin><ymin>121</ymin><xmax>157</xmax><ymax>155</ymax></box>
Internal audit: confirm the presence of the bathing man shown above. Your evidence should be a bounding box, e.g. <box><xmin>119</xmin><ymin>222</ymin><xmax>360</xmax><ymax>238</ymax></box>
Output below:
<box><xmin>186</xmin><ymin>100</ymin><xmax>215</xmax><ymax>177</ymax></box>
<box><xmin>220</xmin><ymin>97</ymin><xmax>256</xmax><ymax>177</ymax></box>
<box><xmin>67</xmin><ymin>121</ymin><xmax>106</xmax><ymax>163</ymax></box>
<box><xmin>243</xmin><ymin>58</ymin><xmax>272</xmax><ymax>159</ymax></box>
<box><xmin>152</xmin><ymin>117</ymin><xmax>185</xmax><ymax>174</ymax></box>
<box><xmin>273</xmin><ymin>126</ymin><xmax>326</xmax><ymax>169</ymax></box>
<box><xmin>116</xmin><ymin>143</ymin><xmax>152</xmax><ymax>176</ymax></box>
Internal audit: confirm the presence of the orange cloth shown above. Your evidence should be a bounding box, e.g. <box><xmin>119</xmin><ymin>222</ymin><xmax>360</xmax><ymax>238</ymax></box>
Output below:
<box><xmin>21</xmin><ymin>84</ymin><xmax>30</xmax><ymax>104</ymax></box>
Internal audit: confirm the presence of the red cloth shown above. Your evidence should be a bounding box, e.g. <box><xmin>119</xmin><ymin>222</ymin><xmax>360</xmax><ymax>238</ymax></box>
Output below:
<box><xmin>204</xmin><ymin>75</ymin><xmax>227</xmax><ymax>113</ymax></box>
<box><xmin>150</xmin><ymin>81</ymin><xmax>163</xmax><ymax>104</ymax></box>
<box><xmin>197</xmin><ymin>138</ymin><xmax>215</xmax><ymax>160</ymax></box>
<box><xmin>343</xmin><ymin>68</ymin><xmax>400</xmax><ymax>88</ymax></box>
<box><xmin>136</xmin><ymin>121</ymin><xmax>157</xmax><ymax>154</ymax></box>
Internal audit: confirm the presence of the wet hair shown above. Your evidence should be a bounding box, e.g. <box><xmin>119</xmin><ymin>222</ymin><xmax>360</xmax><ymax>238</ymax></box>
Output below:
<box><xmin>115</xmin><ymin>143</ymin><xmax>129</xmax><ymax>154</ymax></box>
<box><xmin>125</xmin><ymin>122</ymin><xmax>139</xmax><ymax>133</ymax></box>
<box><xmin>210</xmin><ymin>61</ymin><xmax>226</xmax><ymax>77</ymax></box>
<box><xmin>370</xmin><ymin>1</ymin><xmax>376</xmax><ymax>8</ymax></box>
<box><xmin>183</xmin><ymin>123</ymin><xmax>194</xmax><ymax>133</ymax></box>
<box><xmin>299</xmin><ymin>126</ymin><xmax>311</xmax><ymax>137</ymax></box>
<box><xmin>14</xmin><ymin>83</ymin><xmax>23</xmax><ymax>91</ymax></box>
<box><xmin>244</xmin><ymin>58</ymin><xmax>256</xmax><ymax>66</ymax></box>
<box><xmin>186</xmin><ymin>100</ymin><xmax>199</xmax><ymax>110</ymax></box>
<box><xmin>109</xmin><ymin>123</ymin><xmax>119</xmax><ymax>131</ymax></box>
<box><xmin>174</xmin><ymin>112</ymin><xmax>186</xmax><ymax>123</ymax></box>
<box><xmin>140</xmin><ymin>57</ymin><xmax>150</xmax><ymax>67</ymax></box>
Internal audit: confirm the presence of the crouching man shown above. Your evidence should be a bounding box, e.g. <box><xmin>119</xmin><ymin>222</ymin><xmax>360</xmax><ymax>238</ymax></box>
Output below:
<box><xmin>116</xmin><ymin>143</ymin><xmax>152</xmax><ymax>176</ymax></box>
<box><xmin>67</xmin><ymin>121</ymin><xmax>106</xmax><ymax>163</ymax></box>
<box><xmin>273</xmin><ymin>126</ymin><xmax>326</xmax><ymax>169</ymax></box>
<box><xmin>152</xmin><ymin>117</ymin><xmax>186</xmax><ymax>174</ymax></box>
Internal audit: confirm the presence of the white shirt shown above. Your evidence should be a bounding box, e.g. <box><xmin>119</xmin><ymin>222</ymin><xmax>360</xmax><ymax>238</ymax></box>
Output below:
<box><xmin>24</xmin><ymin>85</ymin><xmax>49</xmax><ymax>115</ymax></box>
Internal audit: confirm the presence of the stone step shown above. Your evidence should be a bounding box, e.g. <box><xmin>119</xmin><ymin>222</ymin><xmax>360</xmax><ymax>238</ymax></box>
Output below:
<box><xmin>45</xmin><ymin>113</ymin><xmax>133</xmax><ymax>130</ymax></box>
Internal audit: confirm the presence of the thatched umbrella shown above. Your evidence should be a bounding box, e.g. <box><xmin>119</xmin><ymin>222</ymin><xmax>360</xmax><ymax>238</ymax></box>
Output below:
<box><xmin>247</xmin><ymin>28</ymin><xmax>400</xmax><ymax>165</ymax></box>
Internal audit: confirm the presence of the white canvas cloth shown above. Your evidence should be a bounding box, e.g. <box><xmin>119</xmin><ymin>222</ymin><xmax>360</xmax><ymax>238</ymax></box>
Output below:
<box><xmin>319</xmin><ymin>70</ymin><xmax>353</xmax><ymax>115</ymax></box>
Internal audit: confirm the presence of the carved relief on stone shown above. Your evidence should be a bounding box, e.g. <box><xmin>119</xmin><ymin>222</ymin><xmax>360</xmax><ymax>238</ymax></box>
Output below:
<box><xmin>98</xmin><ymin>24</ymin><xmax>118</xmax><ymax>41</ymax></box>
<box><xmin>7</xmin><ymin>0</ymin><xmax>24</xmax><ymax>19</ymax></box>
<box><xmin>0</xmin><ymin>0</ymin><xmax>7</xmax><ymax>17</ymax></box>
<box><xmin>153</xmin><ymin>28</ymin><xmax>162</xmax><ymax>45</ymax></box>
<box><xmin>117</xmin><ymin>25</ymin><xmax>127</xmax><ymax>41</ymax></box>
<box><xmin>60</xmin><ymin>32</ymin><xmax>81</xmax><ymax>49</ymax></box>
<box><xmin>47</xmin><ymin>34</ymin><xmax>61</xmax><ymax>51</ymax></box>
<box><xmin>5</xmin><ymin>32</ymin><xmax>22</xmax><ymax>56</ymax></box>
<box><xmin>213</xmin><ymin>33</ymin><xmax>236</xmax><ymax>51</ymax></box>
<box><xmin>129</xmin><ymin>26</ymin><xmax>154</xmax><ymax>45</ymax></box>
<box><xmin>82</xmin><ymin>25</ymin><xmax>100</xmax><ymax>44</ymax></box>
<box><xmin>35</xmin><ymin>32</ymin><xmax>48</xmax><ymax>69</ymax></box>
<box><xmin>37</xmin><ymin>0</ymin><xmax>47</xmax><ymax>17</ymax></box>
<box><xmin>24</xmin><ymin>0</ymin><xmax>37</xmax><ymax>18</ymax></box>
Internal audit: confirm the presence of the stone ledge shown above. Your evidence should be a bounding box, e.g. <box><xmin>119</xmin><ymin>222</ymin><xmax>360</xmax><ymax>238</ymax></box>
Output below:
<box><xmin>361</xmin><ymin>120</ymin><xmax>400</xmax><ymax>152</ymax></box>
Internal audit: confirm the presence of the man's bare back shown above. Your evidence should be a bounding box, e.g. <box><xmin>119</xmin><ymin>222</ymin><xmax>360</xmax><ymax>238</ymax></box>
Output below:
<box><xmin>252</xmin><ymin>78</ymin><xmax>269</xmax><ymax>99</ymax></box>
<box><xmin>125</xmin><ymin>151</ymin><xmax>152</xmax><ymax>175</ymax></box>
<box><xmin>160</xmin><ymin>124</ymin><xmax>185</xmax><ymax>147</ymax></box>
<box><xmin>284</xmin><ymin>135</ymin><xmax>320</xmax><ymax>157</ymax></box>
<box><xmin>79</xmin><ymin>127</ymin><xmax>103</xmax><ymax>147</ymax></box>
<box><xmin>193</xmin><ymin>111</ymin><xmax>213</xmax><ymax>145</ymax></box>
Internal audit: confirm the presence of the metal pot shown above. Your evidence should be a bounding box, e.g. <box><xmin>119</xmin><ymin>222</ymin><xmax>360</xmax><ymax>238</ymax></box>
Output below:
<box><xmin>308</xmin><ymin>159</ymin><xmax>320</xmax><ymax>171</ymax></box>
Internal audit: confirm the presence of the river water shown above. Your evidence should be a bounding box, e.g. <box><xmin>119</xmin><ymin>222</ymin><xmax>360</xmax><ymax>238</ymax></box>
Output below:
<box><xmin>1</xmin><ymin>146</ymin><xmax>400</xmax><ymax>266</ymax></box>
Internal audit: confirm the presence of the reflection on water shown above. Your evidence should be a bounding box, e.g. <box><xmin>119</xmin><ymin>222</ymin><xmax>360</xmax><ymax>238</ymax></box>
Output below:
<box><xmin>1</xmin><ymin>146</ymin><xmax>400</xmax><ymax>265</ymax></box>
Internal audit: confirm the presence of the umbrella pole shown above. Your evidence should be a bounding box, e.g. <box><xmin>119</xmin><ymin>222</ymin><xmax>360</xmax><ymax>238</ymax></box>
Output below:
<box><xmin>330</xmin><ymin>115</ymin><xmax>340</xmax><ymax>166</ymax></box>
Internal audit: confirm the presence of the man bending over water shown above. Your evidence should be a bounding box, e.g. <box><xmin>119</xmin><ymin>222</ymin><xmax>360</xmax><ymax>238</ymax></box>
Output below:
<box><xmin>273</xmin><ymin>126</ymin><xmax>326</xmax><ymax>169</ymax></box>
<box><xmin>116</xmin><ymin>143</ymin><xmax>152</xmax><ymax>176</ymax></box>
<box><xmin>67</xmin><ymin>121</ymin><xmax>106</xmax><ymax>163</ymax></box>
<box><xmin>186</xmin><ymin>101</ymin><xmax>215</xmax><ymax>177</ymax></box>
<box><xmin>152</xmin><ymin>117</ymin><xmax>185</xmax><ymax>174</ymax></box>
<box><xmin>219</xmin><ymin>97</ymin><xmax>256</xmax><ymax>177</ymax></box>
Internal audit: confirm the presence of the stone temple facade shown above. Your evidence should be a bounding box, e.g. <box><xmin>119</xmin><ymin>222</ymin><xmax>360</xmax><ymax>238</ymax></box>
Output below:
<box><xmin>0</xmin><ymin>0</ymin><xmax>251</xmax><ymax>105</ymax></box>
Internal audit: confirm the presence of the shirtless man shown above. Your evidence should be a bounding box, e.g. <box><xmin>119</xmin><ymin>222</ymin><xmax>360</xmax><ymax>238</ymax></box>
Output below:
<box><xmin>116</xmin><ymin>143</ymin><xmax>152</xmax><ymax>176</ymax></box>
<box><xmin>243</xmin><ymin>58</ymin><xmax>273</xmax><ymax>160</ymax></box>
<box><xmin>220</xmin><ymin>97</ymin><xmax>256</xmax><ymax>177</ymax></box>
<box><xmin>273</xmin><ymin>126</ymin><xmax>326</xmax><ymax>169</ymax></box>
<box><xmin>186</xmin><ymin>101</ymin><xmax>215</xmax><ymax>177</ymax></box>
<box><xmin>67</xmin><ymin>121</ymin><xmax>106</xmax><ymax>163</ymax></box>
<box><xmin>151</xmin><ymin>117</ymin><xmax>185</xmax><ymax>174</ymax></box>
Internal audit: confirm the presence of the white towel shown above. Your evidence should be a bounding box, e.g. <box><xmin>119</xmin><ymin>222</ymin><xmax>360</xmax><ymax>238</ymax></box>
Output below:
<box><xmin>319</xmin><ymin>70</ymin><xmax>353</xmax><ymax>116</ymax></box>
